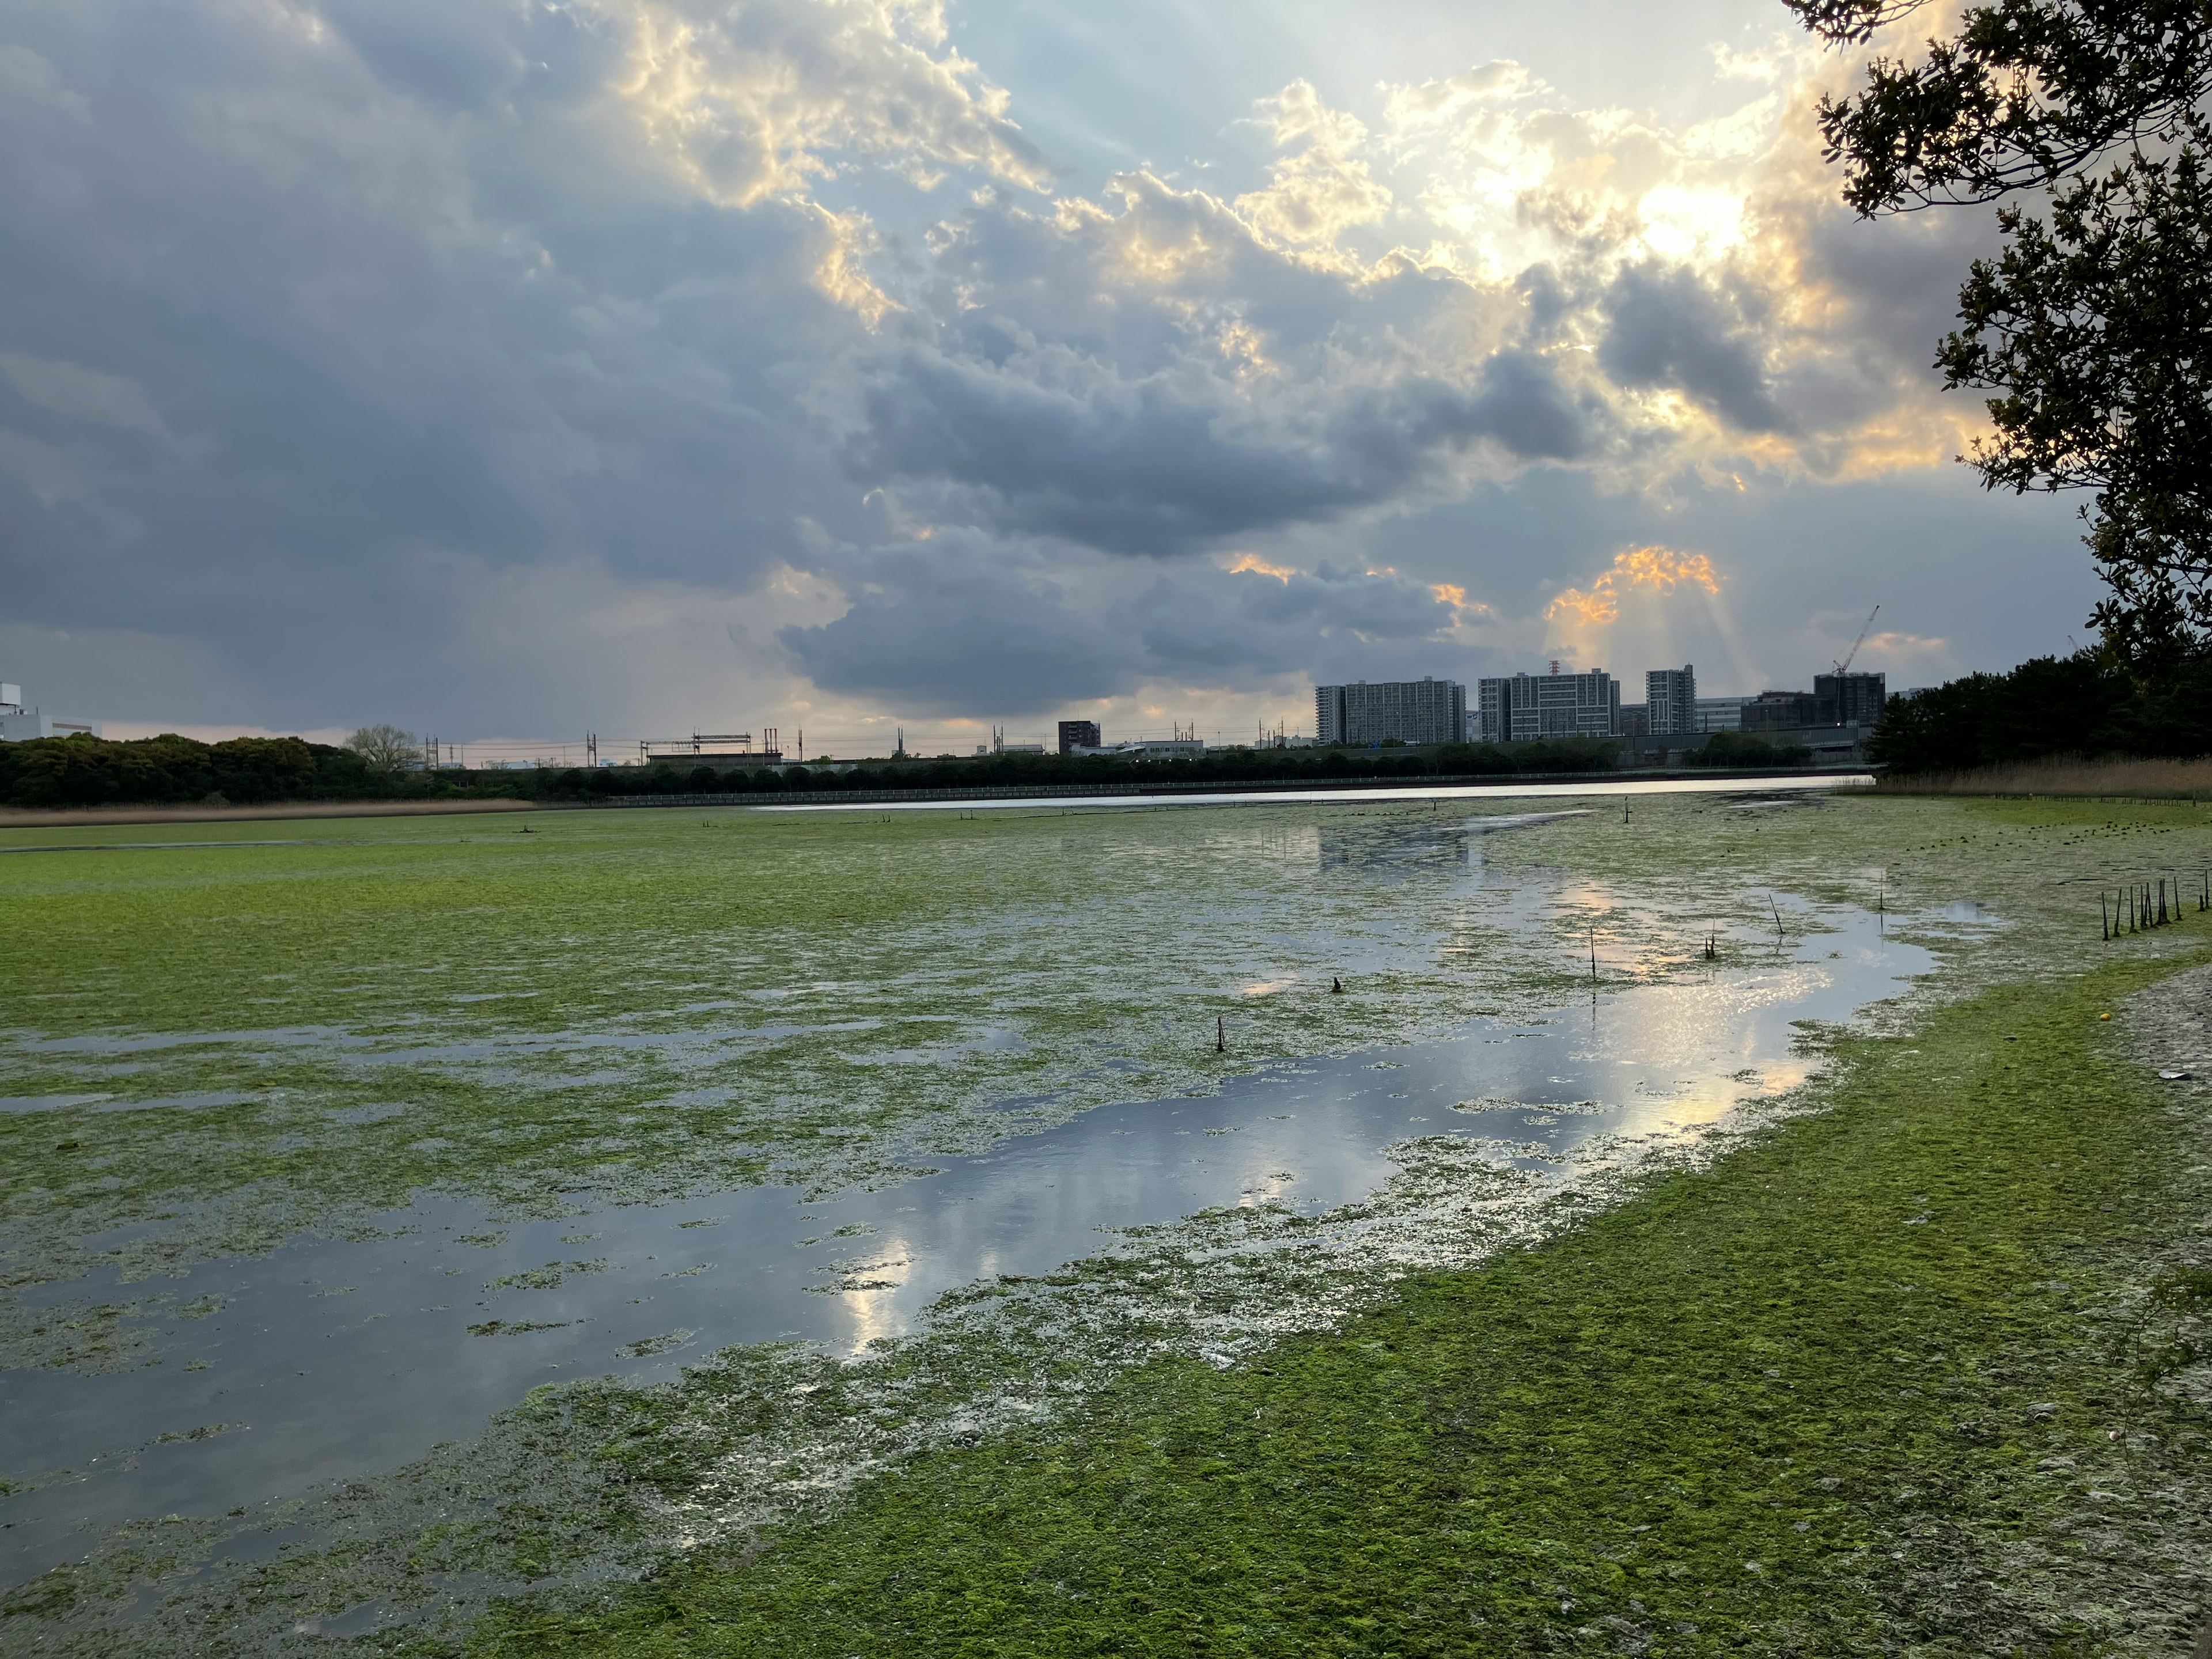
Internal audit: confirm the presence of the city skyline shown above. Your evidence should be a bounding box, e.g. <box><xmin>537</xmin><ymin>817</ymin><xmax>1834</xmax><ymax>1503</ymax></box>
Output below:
<box><xmin>2</xmin><ymin>1</ymin><xmax>2097</xmax><ymax>749</ymax></box>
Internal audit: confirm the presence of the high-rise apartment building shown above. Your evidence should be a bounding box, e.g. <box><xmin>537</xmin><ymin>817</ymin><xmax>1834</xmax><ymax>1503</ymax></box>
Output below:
<box><xmin>1814</xmin><ymin>671</ymin><xmax>1887</xmax><ymax>726</ymax></box>
<box><xmin>1056</xmin><ymin>719</ymin><xmax>1102</xmax><ymax>755</ymax></box>
<box><xmin>1645</xmin><ymin>666</ymin><xmax>1697</xmax><ymax>735</ymax></box>
<box><xmin>1315</xmin><ymin>678</ymin><xmax>1467</xmax><ymax>746</ymax></box>
<box><xmin>1475</xmin><ymin>667</ymin><xmax>1620</xmax><ymax>741</ymax></box>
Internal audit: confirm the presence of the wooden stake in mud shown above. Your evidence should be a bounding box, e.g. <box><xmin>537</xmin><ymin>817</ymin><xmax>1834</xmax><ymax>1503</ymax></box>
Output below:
<box><xmin>1216</xmin><ymin>1015</ymin><xmax>1226</xmax><ymax>1053</ymax></box>
<box><xmin>1770</xmin><ymin>893</ymin><xmax>1785</xmax><ymax>944</ymax></box>
<box><xmin>2103</xmin><ymin>891</ymin><xmax>2111</xmax><ymax>941</ymax></box>
<box><xmin>1589</xmin><ymin>925</ymin><xmax>1598</xmax><ymax>982</ymax></box>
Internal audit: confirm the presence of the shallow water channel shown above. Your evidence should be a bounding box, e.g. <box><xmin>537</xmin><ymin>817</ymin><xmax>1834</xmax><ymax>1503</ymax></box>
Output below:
<box><xmin>0</xmin><ymin>908</ymin><xmax>1929</xmax><ymax>1588</ymax></box>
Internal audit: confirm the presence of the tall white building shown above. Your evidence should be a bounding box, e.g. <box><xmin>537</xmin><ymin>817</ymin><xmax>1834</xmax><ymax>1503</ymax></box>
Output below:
<box><xmin>1475</xmin><ymin>666</ymin><xmax>1620</xmax><ymax>742</ymax></box>
<box><xmin>1646</xmin><ymin>666</ymin><xmax>1697</xmax><ymax>735</ymax></box>
<box><xmin>1315</xmin><ymin>678</ymin><xmax>1467</xmax><ymax>746</ymax></box>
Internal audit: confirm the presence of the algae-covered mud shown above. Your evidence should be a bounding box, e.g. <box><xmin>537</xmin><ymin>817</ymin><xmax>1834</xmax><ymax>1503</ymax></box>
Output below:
<box><xmin>3</xmin><ymin>789</ymin><xmax>2210</xmax><ymax>1653</ymax></box>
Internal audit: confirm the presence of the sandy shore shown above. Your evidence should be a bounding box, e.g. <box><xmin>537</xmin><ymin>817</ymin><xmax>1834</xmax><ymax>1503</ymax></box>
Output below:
<box><xmin>0</xmin><ymin>798</ymin><xmax>539</xmax><ymax>829</ymax></box>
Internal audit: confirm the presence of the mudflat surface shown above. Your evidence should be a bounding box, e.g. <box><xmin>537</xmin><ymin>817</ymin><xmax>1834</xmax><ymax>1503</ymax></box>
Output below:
<box><xmin>6</xmin><ymin>791</ymin><xmax>2212</xmax><ymax>1652</ymax></box>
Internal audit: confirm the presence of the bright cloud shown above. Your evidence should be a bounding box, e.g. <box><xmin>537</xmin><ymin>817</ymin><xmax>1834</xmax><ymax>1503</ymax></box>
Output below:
<box><xmin>614</xmin><ymin>0</ymin><xmax>1049</xmax><ymax>207</ymax></box>
<box><xmin>1545</xmin><ymin>546</ymin><xmax>1721</xmax><ymax>626</ymax></box>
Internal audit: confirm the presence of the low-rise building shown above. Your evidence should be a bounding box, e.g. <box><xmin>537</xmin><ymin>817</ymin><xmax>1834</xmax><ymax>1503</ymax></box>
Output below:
<box><xmin>1074</xmin><ymin>737</ymin><xmax>1206</xmax><ymax>760</ymax></box>
<box><xmin>1741</xmin><ymin>691</ymin><xmax>1823</xmax><ymax>730</ymax></box>
<box><xmin>0</xmin><ymin>682</ymin><xmax>102</xmax><ymax>741</ymax></box>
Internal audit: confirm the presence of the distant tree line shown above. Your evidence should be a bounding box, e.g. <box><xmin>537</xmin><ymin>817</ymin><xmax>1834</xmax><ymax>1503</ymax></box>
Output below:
<box><xmin>0</xmin><ymin>734</ymin><xmax>520</xmax><ymax>809</ymax></box>
<box><xmin>1686</xmin><ymin>732</ymin><xmax>1812</xmax><ymax>769</ymax></box>
<box><xmin>0</xmin><ymin>732</ymin><xmax>1639</xmax><ymax>809</ymax></box>
<box><xmin>541</xmin><ymin>738</ymin><xmax>1628</xmax><ymax>799</ymax></box>
<box><xmin>1870</xmin><ymin>649</ymin><xmax>2212</xmax><ymax>773</ymax></box>
<box><xmin>4</xmin><ymin>721</ymin><xmax>1873</xmax><ymax>811</ymax></box>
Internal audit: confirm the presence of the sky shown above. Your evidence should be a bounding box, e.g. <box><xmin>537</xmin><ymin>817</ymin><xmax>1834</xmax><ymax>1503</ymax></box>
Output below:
<box><xmin>0</xmin><ymin>0</ymin><xmax>2101</xmax><ymax>755</ymax></box>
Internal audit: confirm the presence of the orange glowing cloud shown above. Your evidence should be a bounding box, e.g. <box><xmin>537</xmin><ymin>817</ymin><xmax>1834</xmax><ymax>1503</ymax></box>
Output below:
<box><xmin>1544</xmin><ymin>545</ymin><xmax>1721</xmax><ymax>626</ymax></box>
<box><xmin>1227</xmin><ymin>552</ymin><xmax>1297</xmax><ymax>581</ymax></box>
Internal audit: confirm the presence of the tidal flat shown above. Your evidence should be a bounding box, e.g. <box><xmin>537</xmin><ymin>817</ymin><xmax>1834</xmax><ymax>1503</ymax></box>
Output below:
<box><xmin>3</xmin><ymin>788</ymin><xmax>2210</xmax><ymax>1654</ymax></box>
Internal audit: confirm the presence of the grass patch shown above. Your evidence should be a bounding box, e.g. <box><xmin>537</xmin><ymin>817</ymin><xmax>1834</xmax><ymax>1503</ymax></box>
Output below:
<box><xmin>467</xmin><ymin>947</ymin><xmax>2212</xmax><ymax>1656</ymax></box>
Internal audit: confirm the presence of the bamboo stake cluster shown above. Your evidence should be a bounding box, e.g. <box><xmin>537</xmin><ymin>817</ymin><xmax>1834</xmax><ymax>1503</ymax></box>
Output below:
<box><xmin>2102</xmin><ymin>871</ymin><xmax>2211</xmax><ymax>940</ymax></box>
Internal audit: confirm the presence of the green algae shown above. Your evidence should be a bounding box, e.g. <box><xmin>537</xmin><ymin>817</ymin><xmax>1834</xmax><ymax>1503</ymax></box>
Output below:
<box><xmin>6</xmin><ymin>790</ymin><xmax>2198</xmax><ymax>1367</ymax></box>
<box><xmin>456</xmin><ymin>938</ymin><xmax>2212</xmax><ymax>1657</ymax></box>
<box><xmin>9</xmin><ymin>792</ymin><xmax>2212</xmax><ymax>1652</ymax></box>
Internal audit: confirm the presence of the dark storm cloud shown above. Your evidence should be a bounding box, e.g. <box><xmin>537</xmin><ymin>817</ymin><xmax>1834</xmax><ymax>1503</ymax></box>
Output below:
<box><xmin>781</xmin><ymin>539</ymin><xmax>1467</xmax><ymax>713</ymax></box>
<box><xmin>844</xmin><ymin>342</ymin><xmax>1603</xmax><ymax>557</ymax></box>
<box><xmin>777</xmin><ymin>539</ymin><xmax>1135</xmax><ymax>710</ymax></box>
<box><xmin>1597</xmin><ymin>261</ymin><xmax>1787</xmax><ymax>433</ymax></box>
<box><xmin>0</xmin><ymin>0</ymin><xmax>888</xmax><ymax>725</ymax></box>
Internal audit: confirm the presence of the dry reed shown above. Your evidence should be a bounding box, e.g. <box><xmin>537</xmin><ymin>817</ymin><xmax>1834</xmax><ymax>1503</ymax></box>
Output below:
<box><xmin>1868</xmin><ymin>755</ymin><xmax>2212</xmax><ymax>800</ymax></box>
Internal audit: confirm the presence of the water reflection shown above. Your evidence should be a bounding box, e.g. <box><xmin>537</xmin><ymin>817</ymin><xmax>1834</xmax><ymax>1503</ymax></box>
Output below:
<box><xmin>771</xmin><ymin>775</ymin><xmax>1872</xmax><ymax>815</ymax></box>
<box><xmin>0</xmin><ymin>910</ymin><xmax>1925</xmax><ymax>1587</ymax></box>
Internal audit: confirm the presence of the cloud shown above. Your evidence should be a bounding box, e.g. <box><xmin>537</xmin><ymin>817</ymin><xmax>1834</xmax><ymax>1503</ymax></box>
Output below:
<box><xmin>1233</xmin><ymin>80</ymin><xmax>1392</xmax><ymax>255</ymax></box>
<box><xmin>0</xmin><ymin>353</ymin><xmax>202</xmax><ymax>454</ymax></box>
<box><xmin>1544</xmin><ymin>544</ymin><xmax>1722</xmax><ymax>627</ymax></box>
<box><xmin>781</xmin><ymin>536</ymin><xmax>1471</xmax><ymax>715</ymax></box>
<box><xmin>0</xmin><ymin>0</ymin><xmax>2067</xmax><ymax>741</ymax></box>
<box><xmin>842</xmin><ymin>327</ymin><xmax>1605</xmax><ymax>555</ymax></box>
<box><xmin>778</xmin><ymin>536</ymin><xmax>1131</xmax><ymax>710</ymax></box>
<box><xmin>613</xmin><ymin>0</ymin><xmax>1050</xmax><ymax>206</ymax></box>
<box><xmin>1595</xmin><ymin>263</ymin><xmax>1786</xmax><ymax>433</ymax></box>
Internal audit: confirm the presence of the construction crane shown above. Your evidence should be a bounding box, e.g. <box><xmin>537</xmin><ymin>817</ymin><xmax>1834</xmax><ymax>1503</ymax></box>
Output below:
<box><xmin>1833</xmin><ymin>605</ymin><xmax>1880</xmax><ymax>676</ymax></box>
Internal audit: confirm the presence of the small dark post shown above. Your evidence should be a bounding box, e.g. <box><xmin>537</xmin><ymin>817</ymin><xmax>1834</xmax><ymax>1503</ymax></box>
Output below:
<box><xmin>1216</xmin><ymin>1016</ymin><xmax>1225</xmax><ymax>1053</ymax></box>
<box><xmin>1589</xmin><ymin>925</ymin><xmax>1598</xmax><ymax>982</ymax></box>
<box><xmin>2102</xmin><ymin>891</ymin><xmax>2110</xmax><ymax>941</ymax></box>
